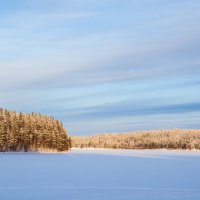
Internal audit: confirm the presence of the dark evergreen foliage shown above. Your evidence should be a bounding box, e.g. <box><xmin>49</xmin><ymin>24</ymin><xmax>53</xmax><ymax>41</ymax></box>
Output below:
<box><xmin>0</xmin><ymin>108</ymin><xmax>71</xmax><ymax>152</ymax></box>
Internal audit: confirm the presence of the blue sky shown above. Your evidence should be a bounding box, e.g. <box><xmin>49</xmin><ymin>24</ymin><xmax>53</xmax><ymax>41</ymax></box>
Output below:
<box><xmin>0</xmin><ymin>0</ymin><xmax>200</xmax><ymax>135</ymax></box>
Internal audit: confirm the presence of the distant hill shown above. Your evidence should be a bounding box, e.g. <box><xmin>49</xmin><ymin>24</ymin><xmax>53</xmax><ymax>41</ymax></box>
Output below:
<box><xmin>0</xmin><ymin>108</ymin><xmax>71</xmax><ymax>152</ymax></box>
<box><xmin>72</xmin><ymin>130</ymin><xmax>200</xmax><ymax>150</ymax></box>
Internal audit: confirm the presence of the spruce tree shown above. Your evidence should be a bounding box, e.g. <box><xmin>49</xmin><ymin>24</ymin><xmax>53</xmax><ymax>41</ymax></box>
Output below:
<box><xmin>0</xmin><ymin>108</ymin><xmax>70</xmax><ymax>152</ymax></box>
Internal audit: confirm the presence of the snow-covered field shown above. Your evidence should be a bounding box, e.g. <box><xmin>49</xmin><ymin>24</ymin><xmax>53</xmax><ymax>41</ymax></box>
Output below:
<box><xmin>0</xmin><ymin>149</ymin><xmax>200</xmax><ymax>200</ymax></box>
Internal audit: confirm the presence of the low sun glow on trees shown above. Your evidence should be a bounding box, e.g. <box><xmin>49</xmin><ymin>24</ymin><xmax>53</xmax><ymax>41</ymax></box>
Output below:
<box><xmin>0</xmin><ymin>108</ymin><xmax>71</xmax><ymax>152</ymax></box>
<box><xmin>72</xmin><ymin>130</ymin><xmax>200</xmax><ymax>150</ymax></box>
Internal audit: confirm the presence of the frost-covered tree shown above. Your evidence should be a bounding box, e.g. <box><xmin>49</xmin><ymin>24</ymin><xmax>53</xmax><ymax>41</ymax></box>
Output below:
<box><xmin>0</xmin><ymin>108</ymin><xmax>71</xmax><ymax>152</ymax></box>
<box><xmin>72</xmin><ymin>129</ymin><xmax>200</xmax><ymax>150</ymax></box>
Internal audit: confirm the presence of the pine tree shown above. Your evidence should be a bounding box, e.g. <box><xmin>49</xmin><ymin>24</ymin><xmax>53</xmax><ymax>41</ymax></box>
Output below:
<box><xmin>0</xmin><ymin>108</ymin><xmax>70</xmax><ymax>152</ymax></box>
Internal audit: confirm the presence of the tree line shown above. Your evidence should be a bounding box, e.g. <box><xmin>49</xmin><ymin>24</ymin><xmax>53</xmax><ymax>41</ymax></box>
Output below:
<box><xmin>72</xmin><ymin>129</ymin><xmax>200</xmax><ymax>150</ymax></box>
<box><xmin>0</xmin><ymin>108</ymin><xmax>71</xmax><ymax>152</ymax></box>
<box><xmin>1</xmin><ymin>107</ymin><xmax>199</xmax><ymax>151</ymax></box>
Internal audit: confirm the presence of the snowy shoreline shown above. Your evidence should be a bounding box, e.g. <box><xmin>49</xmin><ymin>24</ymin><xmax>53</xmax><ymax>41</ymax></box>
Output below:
<box><xmin>71</xmin><ymin>147</ymin><xmax>200</xmax><ymax>152</ymax></box>
<box><xmin>1</xmin><ymin>148</ymin><xmax>200</xmax><ymax>155</ymax></box>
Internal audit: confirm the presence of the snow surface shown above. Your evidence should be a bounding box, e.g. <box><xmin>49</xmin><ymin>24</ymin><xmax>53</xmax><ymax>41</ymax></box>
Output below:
<box><xmin>0</xmin><ymin>149</ymin><xmax>200</xmax><ymax>200</ymax></box>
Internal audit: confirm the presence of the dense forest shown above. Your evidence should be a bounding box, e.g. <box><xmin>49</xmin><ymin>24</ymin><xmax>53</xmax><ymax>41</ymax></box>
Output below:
<box><xmin>0</xmin><ymin>108</ymin><xmax>71</xmax><ymax>152</ymax></box>
<box><xmin>1</xmin><ymin>107</ymin><xmax>200</xmax><ymax>152</ymax></box>
<box><xmin>72</xmin><ymin>129</ymin><xmax>200</xmax><ymax>150</ymax></box>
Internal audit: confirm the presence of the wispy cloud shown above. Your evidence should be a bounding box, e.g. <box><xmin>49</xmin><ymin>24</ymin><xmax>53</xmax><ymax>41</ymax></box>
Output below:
<box><xmin>0</xmin><ymin>0</ymin><xmax>200</xmax><ymax>134</ymax></box>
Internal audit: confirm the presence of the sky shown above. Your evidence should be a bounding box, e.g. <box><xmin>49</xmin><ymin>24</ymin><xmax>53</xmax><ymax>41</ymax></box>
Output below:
<box><xmin>0</xmin><ymin>0</ymin><xmax>200</xmax><ymax>135</ymax></box>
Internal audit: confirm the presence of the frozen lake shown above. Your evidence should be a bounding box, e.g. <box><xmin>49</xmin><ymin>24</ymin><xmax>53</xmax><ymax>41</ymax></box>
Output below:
<box><xmin>0</xmin><ymin>149</ymin><xmax>200</xmax><ymax>200</ymax></box>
